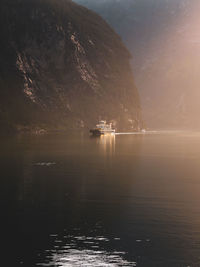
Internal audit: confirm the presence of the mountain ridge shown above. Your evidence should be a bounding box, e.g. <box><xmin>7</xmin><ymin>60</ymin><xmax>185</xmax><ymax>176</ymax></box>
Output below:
<box><xmin>0</xmin><ymin>0</ymin><xmax>143</xmax><ymax>133</ymax></box>
<box><xmin>74</xmin><ymin>0</ymin><xmax>200</xmax><ymax>129</ymax></box>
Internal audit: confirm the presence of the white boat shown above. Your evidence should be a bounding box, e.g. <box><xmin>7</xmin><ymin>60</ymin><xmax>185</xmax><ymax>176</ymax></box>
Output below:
<box><xmin>90</xmin><ymin>120</ymin><xmax>115</xmax><ymax>136</ymax></box>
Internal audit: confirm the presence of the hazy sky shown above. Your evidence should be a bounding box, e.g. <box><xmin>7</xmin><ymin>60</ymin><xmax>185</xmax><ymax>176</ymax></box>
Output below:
<box><xmin>75</xmin><ymin>0</ymin><xmax>200</xmax><ymax>129</ymax></box>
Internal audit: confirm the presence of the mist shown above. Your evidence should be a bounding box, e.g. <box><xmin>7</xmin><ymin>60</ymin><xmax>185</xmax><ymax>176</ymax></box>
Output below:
<box><xmin>74</xmin><ymin>0</ymin><xmax>200</xmax><ymax>129</ymax></box>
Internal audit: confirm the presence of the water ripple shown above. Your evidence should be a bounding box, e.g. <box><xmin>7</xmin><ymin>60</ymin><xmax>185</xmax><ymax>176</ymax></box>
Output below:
<box><xmin>37</xmin><ymin>234</ymin><xmax>137</xmax><ymax>267</ymax></box>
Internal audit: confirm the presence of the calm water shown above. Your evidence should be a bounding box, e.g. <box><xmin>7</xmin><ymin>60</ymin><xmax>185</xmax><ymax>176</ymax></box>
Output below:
<box><xmin>1</xmin><ymin>131</ymin><xmax>200</xmax><ymax>267</ymax></box>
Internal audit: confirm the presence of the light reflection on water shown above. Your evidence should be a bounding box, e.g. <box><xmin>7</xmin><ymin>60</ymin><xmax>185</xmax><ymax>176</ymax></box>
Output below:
<box><xmin>2</xmin><ymin>131</ymin><xmax>200</xmax><ymax>266</ymax></box>
<box><xmin>98</xmin><ymin>134</ymin><xmax>116</xmax><ymax>155</ymax></box>
<box><xmin>41</xmin><ymin>249</ymin><xmax>135</xmax><ymax>267</ymax></box>
<box><xmin>40</xmin><ymin>250</ymin><xmax>134</xmax><ymax>267</ymax></box>
<box><xmin>37</xmin><ymin>227</ymin><xmax>138</xmax><ymax>267</ymax></box>
<box><xmin>38</xmin><ymin>235</ymin><xmax>136</xmax><ymax>267</ymax></box>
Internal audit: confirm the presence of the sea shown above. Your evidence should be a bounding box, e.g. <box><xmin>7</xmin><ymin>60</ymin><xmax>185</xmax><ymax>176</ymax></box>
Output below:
<box><xmin>1</xmin><ymin>131</ymin><xmax>200</xmax><ymax>267</ymax></box>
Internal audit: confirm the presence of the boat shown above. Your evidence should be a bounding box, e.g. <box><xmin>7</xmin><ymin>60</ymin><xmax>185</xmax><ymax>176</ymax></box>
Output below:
<box><xmin>90</xmin><ymin>120</ymin><xmax>115</xmax><ymax>136</ymax></box>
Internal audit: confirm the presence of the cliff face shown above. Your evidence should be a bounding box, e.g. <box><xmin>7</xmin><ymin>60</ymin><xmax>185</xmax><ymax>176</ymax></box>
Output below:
<box><xmin>0</xmin><ymin>0</ymin><xmax>142</xmax><ymax>133</ymax></box>
<box><xmin>75</xmin><ymin>0</ymin><xmax>200</xmax><ymax>129</ymax></box>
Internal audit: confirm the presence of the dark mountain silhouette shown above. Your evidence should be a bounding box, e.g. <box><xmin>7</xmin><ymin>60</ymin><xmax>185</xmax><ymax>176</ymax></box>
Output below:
<box><xmin>0</xmin><ymin>0</ymin><xmax>142</xmax><ymax>133</ymax></box>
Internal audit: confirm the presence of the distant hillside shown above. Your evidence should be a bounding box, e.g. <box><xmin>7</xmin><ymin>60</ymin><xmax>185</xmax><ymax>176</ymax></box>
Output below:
<box><xmin>0</xmin><ymin>0</ymin><xmax>143</xmax><ymax>133</ymax></box>
<box><xmin>74</xmin><ymin>0</ymin><xmax>200</xmax><ymax>129</ymax></box>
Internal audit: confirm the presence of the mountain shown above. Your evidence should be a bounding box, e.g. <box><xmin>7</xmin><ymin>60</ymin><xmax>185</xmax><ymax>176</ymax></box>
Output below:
<box><xmin>74</xmin><ymin>0</ymin><xmax>200</xmax><ymax>129</ymax></box>
<box><xmin>0</xmin><ymin>0</ymin><xmax>143</xmax><ymax>133</ymax></box>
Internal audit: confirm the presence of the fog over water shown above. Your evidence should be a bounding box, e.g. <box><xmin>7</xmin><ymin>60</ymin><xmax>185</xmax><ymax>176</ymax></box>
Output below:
<box><xmin>2</xmin><ymin>1</ymin><xmax>200</xmax><ymax>266</ymax></box>
<box><xmin>2</xmin><ymin>132</ymin><xmax>200</xmax><ymax>266</ymax></box>
<box><xmin>74</xmin><ymin>0</ymin><xmax>200</xmax><ymax>129</ymax></box>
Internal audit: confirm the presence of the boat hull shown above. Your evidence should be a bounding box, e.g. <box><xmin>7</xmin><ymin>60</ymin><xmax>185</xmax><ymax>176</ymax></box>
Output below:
<box><xmin>90</xmin><ymin>129</ymin><xmax>115</xmax><ymax>136</ymax></box>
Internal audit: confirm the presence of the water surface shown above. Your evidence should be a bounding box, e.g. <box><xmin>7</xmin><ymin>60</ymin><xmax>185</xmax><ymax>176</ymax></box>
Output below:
<box><xmin>1</xmin><ymin>131</ymin><xmax>200</xmax><ymax>266</ymax></box>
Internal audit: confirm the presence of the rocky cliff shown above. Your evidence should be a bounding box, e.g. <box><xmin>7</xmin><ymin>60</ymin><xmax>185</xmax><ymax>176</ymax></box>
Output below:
<box><xmin>75</xmin><ymin>0</ymin><xmax>200</xmax><ymax>129</ymax></box>
<box><xmin>0</xmin><ymin>0</ymin><xmax>142</xmax><ymax>133</ymax></box>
